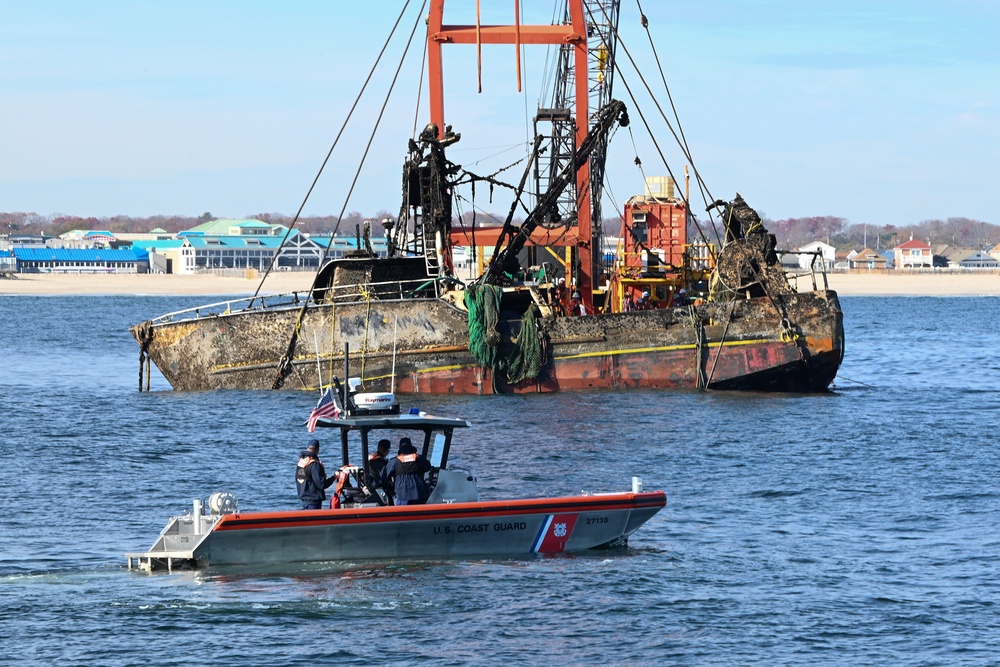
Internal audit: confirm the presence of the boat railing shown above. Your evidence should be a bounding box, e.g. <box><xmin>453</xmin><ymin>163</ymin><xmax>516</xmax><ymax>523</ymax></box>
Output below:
<box><xmin>780</xmin><ymin>249</ymin><xmax>830</xmax><ymax>292</ymax></box>
<box><xmin>144</xmin><ymin>278</ymin><xmax>445</xmax><ymax>326</ymax></box>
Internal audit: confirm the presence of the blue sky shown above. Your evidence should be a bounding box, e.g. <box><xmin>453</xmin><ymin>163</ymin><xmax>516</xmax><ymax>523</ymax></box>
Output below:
<box><xmin>1</xmin><ymin>1</ymin><xmax>997</xmax><ymax>228</ymax></box>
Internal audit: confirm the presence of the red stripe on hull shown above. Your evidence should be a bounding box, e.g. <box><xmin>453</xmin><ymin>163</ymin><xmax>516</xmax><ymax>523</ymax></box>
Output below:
<box><xmin>213</xmin><ymin>491</ymin><xmax>667</xmax><ymax>532</ymax></box>
<box><xmin>388</xmin><ymin>339</ymin><xmax>839</xmax><ymax>394</ymax></box>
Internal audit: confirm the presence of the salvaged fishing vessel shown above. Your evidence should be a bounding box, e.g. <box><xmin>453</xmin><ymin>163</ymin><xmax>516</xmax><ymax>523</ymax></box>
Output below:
<box><xmin>125</xmin><ymin>377</ymin><xmax>666</xmax><ymax>571</ymax></box>
<box><xmin>131</xmin><ymin>1</ymin><xmax>843</xmax><ymax>395</ymax></box>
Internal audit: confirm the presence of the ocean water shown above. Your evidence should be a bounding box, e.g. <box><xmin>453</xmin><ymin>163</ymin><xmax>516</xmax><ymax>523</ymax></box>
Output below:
<box><xmin>1</xmin><ymin>294</ymin><xmax>999</xmax><ymax>666</ymax></box>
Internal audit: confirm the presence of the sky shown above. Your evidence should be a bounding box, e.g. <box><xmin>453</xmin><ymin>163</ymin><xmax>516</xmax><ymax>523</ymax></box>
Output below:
<box><xmin>1</xmin><ymin>1</ymin><xmax>998</xmax><ymax>228</ymax></box>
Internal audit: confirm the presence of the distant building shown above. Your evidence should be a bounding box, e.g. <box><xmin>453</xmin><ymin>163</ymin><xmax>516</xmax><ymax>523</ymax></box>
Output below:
<box><xmin>957</xmin><ymin>250</ymin><xmax>999</xmax><ymax>269</ymax></box>
<box><xmin>130</xmin><ymin>239</ymin><xmax>187</xmax><ymax>274</ymax></box>
<box><xmin>13</xmin><ymin>247</ymin><xmax>149</xmax><ymax>273</ymax></box>
<box><xmin>778</xmin><ymin>252</ymin><xmax>801</xmax><ymax>270</ymax></box>
<box><xmin>7</xmin><ymin>233</ymin><xmax>47</xmax><ymax>248</ymax></box>
<box><xmin>59</xmin><ymin>230</ymin><xmax>118</xmax><ymax>248</ymax></box>
<box><xmin>833</xmin><ymin>251</ymin><xmax>852</xmax><ymax>270</ymax></box>
<box><xmin>0</xmin><ymin>250</ymin><xmax>15</xmax><ymax>274</ymax></box>
<box><xmin>180</xmin><ymin>218</ymin><xmax>280</xmax><ymax>237</ymax></box>
<box><xmin>933</xmin><ymin>246</ymin><xmax>999</xmax><ymax>269</ymax></box>
<box><xmin>795</xmin><ymin>241</ymin><xmax>836</xmax><ymax>270</ymax></box>
<box><xmin>309</xmin><ymin>235</ymin><xmax>389</xmax><ymax>260</ymax></box>
<box><xmin>893</xmin><ymin>239</ymin><xmax>932</xmax><ymax>269</ymax></box>
<box><xmin>848</xmin><ymin>248</ymin><xmax>887</xmax><ymax>270</ymax></box>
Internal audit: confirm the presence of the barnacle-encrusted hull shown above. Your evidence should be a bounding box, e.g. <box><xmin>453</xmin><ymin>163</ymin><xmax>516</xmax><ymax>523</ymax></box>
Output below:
<box><xmin>133</xmin><ymin>287</ymin><xmax>843</xmax><ymax>394</ymax></box>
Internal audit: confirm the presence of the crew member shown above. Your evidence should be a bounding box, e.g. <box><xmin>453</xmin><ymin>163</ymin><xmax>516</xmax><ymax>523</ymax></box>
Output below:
<box><xmin>553</xmin><ymin>278</ymin><xmax>568</xmax><ymax>316</ymax></box>
<box><xmin>380</xmin><ymin>437</ymin><xmax>432</xmax><ymax>505</ymax></box>
<box><xmin>368</xmin><ymin>438</ymin><xmax>392</xmax><ymax>484</ymax></box>
<box><xmin>295</xmin><ymin>439</ymin><xmax>336</xmax><ymax>510</ymax></box>
<box><xmin>570</xmin><ymin>291</ymin><xmax>583</xmax><ymax>316</ymax></box>
<box><xmin>635</xmin><ymin>291</ymin><xmax>653</xmax><ymax>310</ymax></box>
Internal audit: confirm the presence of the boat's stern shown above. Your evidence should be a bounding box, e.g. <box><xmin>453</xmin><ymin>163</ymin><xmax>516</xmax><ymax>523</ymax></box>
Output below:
<box><xmin>125</xmin><ymin>493</ymin><xmax>238</xmax><ymax>572</ymax></box>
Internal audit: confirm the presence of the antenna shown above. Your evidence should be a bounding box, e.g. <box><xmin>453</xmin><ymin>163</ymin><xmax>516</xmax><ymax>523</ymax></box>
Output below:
<box><xmin>390</xmin><ymin>315</ymin><xmax>399</xmax><ymax>394</ymax></box>
<box><xmin>313</xmin><ymin>331</ymin><xmax>323</xmax><ymax>393</ymax></box>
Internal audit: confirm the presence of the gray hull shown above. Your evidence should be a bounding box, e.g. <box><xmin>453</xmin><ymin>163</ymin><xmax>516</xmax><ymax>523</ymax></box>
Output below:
<box><xmin>126</xmin><ymin>491</ymin><xmax>667</xmax><ymax>570</ymax></box>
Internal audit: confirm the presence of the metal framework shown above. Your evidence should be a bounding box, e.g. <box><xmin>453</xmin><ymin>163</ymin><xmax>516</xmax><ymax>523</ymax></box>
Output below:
<box><xmin>542</xmin><ymin>1</ymin><xmax>620</xmax><ymax>288</ymax></box>
<box><xmin>426</xmin><ymin>0</ymin><xmax>596</xmax><ymax>303</ymax></box>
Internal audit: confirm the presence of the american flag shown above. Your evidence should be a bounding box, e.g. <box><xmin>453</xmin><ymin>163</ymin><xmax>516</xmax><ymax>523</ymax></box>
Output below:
<box><xmin>307</xmin><ymin>387</ymin><xmax>341</xmax><ymax>432</ymax></box>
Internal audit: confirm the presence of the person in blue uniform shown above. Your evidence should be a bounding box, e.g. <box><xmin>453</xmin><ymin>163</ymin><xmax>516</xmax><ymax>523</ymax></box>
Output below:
<box><xmin>380</xmin><ymin>437</ymin><xmax>432</xmax><ymax>505</ymax></box>
<box><xmin>296</xmin><ymin>439</ymin><xmax>334</xmax><ymax>509</ymax></box>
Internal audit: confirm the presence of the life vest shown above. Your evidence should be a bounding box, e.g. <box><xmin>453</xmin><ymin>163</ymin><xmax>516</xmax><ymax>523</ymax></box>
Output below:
<box><xmin>296</xmin><ymin>457</ymin><xmax>311</xmax><ymax>483</ymax></box>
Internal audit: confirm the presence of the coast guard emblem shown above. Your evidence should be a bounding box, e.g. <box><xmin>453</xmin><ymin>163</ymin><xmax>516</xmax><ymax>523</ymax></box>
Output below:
<box><xmin>532</xmin><ymin>514</ymin><xmax>579</xmax><ymax>553</ymax></box>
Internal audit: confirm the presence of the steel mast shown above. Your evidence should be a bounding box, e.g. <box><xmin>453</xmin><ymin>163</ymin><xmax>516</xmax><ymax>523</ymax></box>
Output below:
<box><xmin>535</xmin><ymin>0</ymin><xmax>620</xmax><ymax>305</ymax></box>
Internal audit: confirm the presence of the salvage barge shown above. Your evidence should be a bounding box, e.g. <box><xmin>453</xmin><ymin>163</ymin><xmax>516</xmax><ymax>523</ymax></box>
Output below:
<box><xmin>131</xmin><ymin>2</ymin><xmax>843</xmax><ymax>395</ymax></box>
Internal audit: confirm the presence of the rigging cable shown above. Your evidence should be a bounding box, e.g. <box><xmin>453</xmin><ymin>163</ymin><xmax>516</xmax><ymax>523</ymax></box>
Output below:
<box><xmin>412</xmin><ymin>24</ymin><xmax>428</xmax><ymax>139</ymax></box>
<box><xmin>634</xmin><ymin>1</ymin><xmax>721</xmax><ymax>249</ymax></box>
<box><xmin>310</xmin><ymin>0</ymin><xmax>427</xmax><ymax>275</ymax></box>
<box><xmin>635</xmin><ymin>0</ymin><xmax>696</xmax><ymax>186</ymax></box>
<box><xmin>271</xmin><ymin>1</ymin><xmax>428</xmax><ymax>390</ymax></box>
<box><xmin>609</xmin><ymin>57</ymin><xmax>714</xmax><ymax>250</ymax></box>
<box><xmin>588</xmin><ymin>2</ymin><xmax>723</xmax><ymax>248</ymax></box>
<box><xmin>251</xmin><ymin>0</ymin><xmax>417</xmax><ymax>301</ymax></box>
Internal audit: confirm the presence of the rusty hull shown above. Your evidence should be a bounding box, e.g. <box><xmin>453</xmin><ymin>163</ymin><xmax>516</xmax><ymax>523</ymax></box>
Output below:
<box><xmin>135</xmin><ymin>290</ymin><xmax>843</xmax><ymax>394</ymax></box>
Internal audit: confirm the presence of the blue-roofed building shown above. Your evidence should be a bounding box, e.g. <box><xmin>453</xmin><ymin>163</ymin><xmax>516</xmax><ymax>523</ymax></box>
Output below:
<box><xmin>309</xmin><ymin>235</ymin><xmax>389</xmax><ymax>259</ymax></box>
<box><xmin>0</xmin><ymin>250</ymin><xmax>15</xmax><ymax>275</ymax></box>
<box><xmin>13</xmin><ymin>247</ymin><xmax>149</xmax><ymax>273</ymax></box>
<box><xmin>130</xmin><ymin>239</ymin><xmax>187</xmax><ymax>274</ymax></box>
<box><xmin>177</xmin><ymin>230</ymin><xmax>323</xmax><ymax>274</ymax></box>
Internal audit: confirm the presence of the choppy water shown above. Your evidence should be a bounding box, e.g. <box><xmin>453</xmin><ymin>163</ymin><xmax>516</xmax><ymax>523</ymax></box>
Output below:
<box><xmin>1</xmin><ymin>294</ymin><xmax>999</xmax><ymax>666</ymax></box>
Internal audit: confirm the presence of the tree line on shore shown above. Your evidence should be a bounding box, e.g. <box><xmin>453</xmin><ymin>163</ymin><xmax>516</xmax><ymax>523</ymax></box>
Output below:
<box><xmin>2</xmin><ymin>209</ymin><xmax>998</xmax><ymax>252</ymax></box>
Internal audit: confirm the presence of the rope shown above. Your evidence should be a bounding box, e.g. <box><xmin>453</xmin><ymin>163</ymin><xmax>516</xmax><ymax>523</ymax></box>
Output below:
<box><xmin>705</xmin><ymin>300</ymin><xmax>738</xmax><ymax>388</ymax></box>
<box><xmin>134</xmin><ymin>321</ymin><xmax>154</xmax><ymax>393</ymax></box>
<box><xmin>359</xmin><ymin>285</ymin><xmax>374</xmax><ymax>385</ymax></box>
<box><xmin>689</xmin><ymin>306</ymin><xmax>706</xmax><ymax>390</ymax></box>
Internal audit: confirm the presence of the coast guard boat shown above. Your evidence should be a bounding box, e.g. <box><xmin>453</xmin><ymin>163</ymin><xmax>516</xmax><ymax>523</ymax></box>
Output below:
<box><xmin>125</xmin><ymin>377</ymin><xmax>666</xmax><ymax>572</ymax></box>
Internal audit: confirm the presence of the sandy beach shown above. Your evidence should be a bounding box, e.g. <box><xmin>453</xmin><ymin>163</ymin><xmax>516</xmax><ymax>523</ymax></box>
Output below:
<box><xmin>1</xmin><ymin>270</ymin><xmax>999</xmax><ymax>297</ymax></box>
<box><xmin>0</xmin><ymin>272</ymin><xmax>314</xmax><ymax>296</ymax></box>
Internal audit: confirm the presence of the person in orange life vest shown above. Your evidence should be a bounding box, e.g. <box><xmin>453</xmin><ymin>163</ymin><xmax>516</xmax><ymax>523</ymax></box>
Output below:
<box><xmin>367</xmin><ymin>438</ymin><xmax>392</xmax><ymax>487</ymax></box>
<box><xmin>569</xmin><ymin>291</ymin><xmax>583</xmax><ymax>316</ymax></box>
<box><xmin>380</xmin><ymin>437</ymin><xmax>432</xmax><ymax>505</ymax></box>
<box><xmin>295</xmin><ymin>439</ymin><xmax>336</xmax><ymax>510</ymax></box>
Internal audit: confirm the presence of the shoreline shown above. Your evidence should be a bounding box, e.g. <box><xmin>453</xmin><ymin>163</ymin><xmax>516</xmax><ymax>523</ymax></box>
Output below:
<box><xmin>1</xmin><ymin>271</ymin><xmax>998</xmax><ymax>297</ymax></box>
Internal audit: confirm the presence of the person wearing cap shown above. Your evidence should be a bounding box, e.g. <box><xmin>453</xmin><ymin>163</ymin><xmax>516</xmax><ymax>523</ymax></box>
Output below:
<box><xmin>295</xmin><ymin>439</ymin><xmax>336</xmax><ymax>510</ymax></box>
<box><xmin>635</xmin><ymin>290</ymin><xmax>653</xmax><ymax>311</ymax></box>
<box><xmin>569</xmin><ymin>290</ymin><xmax>583</xmax><ymax>316</ymax></box>
<box><xmin>379</xmin><ymin>437</ymin><xmax>432</xmax><ymax>505</ymax></box>
<box><xmin>367</xmin><ymin>438</ymin><xmax>392</xmax><ymax>487</ymax></box>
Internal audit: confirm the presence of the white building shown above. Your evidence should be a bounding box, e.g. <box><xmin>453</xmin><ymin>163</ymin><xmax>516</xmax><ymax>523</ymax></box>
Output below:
<box><xmin>796</xmin><ymin>241</ymin><xmax>836</xmax><ymax>270</ymax></box>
